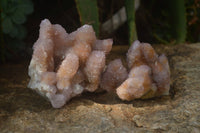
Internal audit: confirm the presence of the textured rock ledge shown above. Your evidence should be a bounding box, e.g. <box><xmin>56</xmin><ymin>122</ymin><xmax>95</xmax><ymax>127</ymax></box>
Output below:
<box><xmin>0</xmin><ymin>44</ymin><xmax>200</xmax><ymax>132</ymax></box>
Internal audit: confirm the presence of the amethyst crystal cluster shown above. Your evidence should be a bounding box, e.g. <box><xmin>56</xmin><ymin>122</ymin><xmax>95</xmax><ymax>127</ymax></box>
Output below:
<box><xmin>28</xmin><ymin>19</ymin><xmax>170</xmax><ymax>108</ymax></box>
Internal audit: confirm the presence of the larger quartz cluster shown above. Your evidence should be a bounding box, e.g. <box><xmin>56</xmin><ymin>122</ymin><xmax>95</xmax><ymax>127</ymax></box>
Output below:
<box><xmin>28</xmin><ymin>19</ymin><xmax>113</xmax><ymax>108</ymax></box>
<box><xmin>28</xmin><ymin>19</ymin><xmax>170</xmax><ymax>108</ymax></box>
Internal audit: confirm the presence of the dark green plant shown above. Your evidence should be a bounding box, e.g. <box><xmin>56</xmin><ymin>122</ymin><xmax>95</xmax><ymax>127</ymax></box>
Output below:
<box><xmin>0</xmin><ymin>0</ymin><xmax>33</xmax><ymax>61</ymax></box>
<box><xmin>144</xmin><ymin>0</ymin><xmax>187</xmax><ymax>44</ymax></box>
<box><xmin>1</xmin><ymin>0</ymin><xmax>33</xmax><ymax>39</ymax></box>
<box><xmin>125</xmin><ymin>0</ymin><xmax>138</xmax><ymax>45</ymax></box>
<box><xmin>151</xmin><ymin>6</ymin><xmax>174</xmax><ymax>44</ymax></box>
<box><xmin>169</xmin><ymin>0</ymin><xmax>187</xmax><ymax>44</ymax></box>
<box><xmin>0</xmin><ymin>6</ymin><xmax>5</xmax><ymax>62</ymax></box>
<box><xmin>75</xmin><ymin>0</ymin><xmax>100</xmax><ymax>36</ymax></box>
<box><xmin>185</xmin><ymin>0</ymin><xmax>200</xmax><ymax>42</ymax></box>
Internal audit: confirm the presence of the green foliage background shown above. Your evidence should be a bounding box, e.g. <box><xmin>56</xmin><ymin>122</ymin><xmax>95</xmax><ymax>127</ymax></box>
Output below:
<box><xmin>0</xmin><ymin>0</ymin><xmax>33</xmax><ymax>62</ymax></box>
<box><xmin>75</xmin><ymin>0</ymin><xmax>100</xmax><ymax>36</ymax></box>
<box><xmin>0</xmin><ymin>0</ymin><xmax>200</xmax><ymax>62</ymax></box>
<box><xmin>1</xmin><ymin>0</ymin><xmax>33</xmax><ymax>39</ymax></box>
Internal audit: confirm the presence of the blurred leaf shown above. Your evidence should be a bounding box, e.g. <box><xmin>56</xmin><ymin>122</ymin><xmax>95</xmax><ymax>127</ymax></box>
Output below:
<box><xmin>0</xmin><ymin>0</ymin><xmax>7</xmax><ymax>11</ymax></box>
<box><xmin>11</xmin><ymin>10</ymin><xmax>26</xmax><ymax>24</ymax></box>
<box><xmin>0</xmin><ymin>5</ymin><xmax>5</xmax><ymax>62</ymax></box>
<box><xmin>18</xmin><ymin>0</ymin><xmax>34</xmax><ymax>15</ymax></box>
<box><xmin>75</xmin><ymin>0</ymin><xmax>100</xmax><ymax>36</ymax></box>
<box><xmin>5</xmin><ymin>4</ymin><xmax>17</xmax><ymax>14</ymax></box>
<box><xmin>125</xmin><ymin>0</ymin><xmax>138</xmax><ymax>45</ymax></box>
<box><xmin>2</xmin><ymin>17</ymin><xmax>13</xmax><ymax>34</ymax></box>
<box><xmin>9</xmin><ymin>24</ymin><xmax>19</xmax><ymax>38</ymax></box>
<box><xmin>1</xmin><ymin>0</ymin><xmax>33</xmax><ymax>61</ymax></box>
<box><xmin>10</xmin><ymin>0</ymin><xmax>19</xmax><ymax>2</ymax></box>
<box><xmin>1</xmin><ymin>12</ymin><xmax>6</xmax><ymax>20</ymax></box>
<box><xmin>17</xmin><ymin>25</ymin><xmax>27</xmax><ymax>40</ymax></box>
<box><xmin>169</xmin><ymin>0</ymin><xmax>187</xmax><ymax>44</ymax></box>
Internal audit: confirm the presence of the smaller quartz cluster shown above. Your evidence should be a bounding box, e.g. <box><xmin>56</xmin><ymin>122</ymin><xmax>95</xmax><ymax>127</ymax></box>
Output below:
<box><xmin>102</xmin><ymin>40</ymin><xmax>170</xmax><ymax>101</ymax></box>
<box><xmin>122</xmin><ymin>40</ymin><xmax>170</xmax><ymax>100</ymax></box>
<box><xmin>28</xmin><ymin>19</ymin><xmax>170</xmax><ymax>108</ymax></box>
<box><xmin>28</xmin><ymin>19</ymin><xmax>113</xmax><ymax>108</ymax></box>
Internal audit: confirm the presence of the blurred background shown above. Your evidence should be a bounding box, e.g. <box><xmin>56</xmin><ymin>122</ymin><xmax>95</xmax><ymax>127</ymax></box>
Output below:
<box><xmin>0</xmin><ymin>0</ymin><xmax>200</xmax><ymax>62</ymax></box>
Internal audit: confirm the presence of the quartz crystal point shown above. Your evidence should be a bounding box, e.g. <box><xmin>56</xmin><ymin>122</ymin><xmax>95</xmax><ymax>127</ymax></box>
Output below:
<box><xmin>116</xmin><ymin>40</ymin><xmax>170</xmax><ymax>101</ymax></box>
<box><xmin>28</xmin><ymin>19</ymin><xmax>113</xmax><ymax>108</ymax></box>
<box><xmin>84</xmin><ymin>51</ymin><xmax>106</xmax><ymax>92</ymax></box>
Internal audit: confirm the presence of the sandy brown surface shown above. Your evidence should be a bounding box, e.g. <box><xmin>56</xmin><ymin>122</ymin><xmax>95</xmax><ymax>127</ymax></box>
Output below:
<box><xmin>0</xmin><ymin>44</ymin><xmax>200</xmax><ymax>133</ymax></box>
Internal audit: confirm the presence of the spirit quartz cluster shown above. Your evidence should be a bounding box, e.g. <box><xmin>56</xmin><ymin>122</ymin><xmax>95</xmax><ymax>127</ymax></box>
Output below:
<box><xmin>116</xmin><ymin>41</ymin><xmax>170</xmax><ymax>100</ymax></box>
<box><xmin>28</xmin><ymin>19</ymin><xmax>170</xmax><ymax>108</ymax></box>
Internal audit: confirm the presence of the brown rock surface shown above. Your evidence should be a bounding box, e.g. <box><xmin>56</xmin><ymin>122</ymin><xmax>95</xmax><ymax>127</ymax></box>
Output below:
<box><xmin>0</xmin><ymin>44</ymin><xmax>200</xmax><ymax>132</ymax></box>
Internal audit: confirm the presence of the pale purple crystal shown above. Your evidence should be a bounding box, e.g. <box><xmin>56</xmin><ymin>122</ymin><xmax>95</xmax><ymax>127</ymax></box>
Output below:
<box><xmin>100</xmin><ymin>59</ymin><xmax>128</xmax><ymax>92</ymax></box>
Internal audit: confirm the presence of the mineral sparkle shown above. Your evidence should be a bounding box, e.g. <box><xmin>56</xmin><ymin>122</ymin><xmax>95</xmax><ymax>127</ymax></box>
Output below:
<box><xmin>28</xmin><ymin>19</ymin><xmax>170</xmax><ymax>108</ymax></box>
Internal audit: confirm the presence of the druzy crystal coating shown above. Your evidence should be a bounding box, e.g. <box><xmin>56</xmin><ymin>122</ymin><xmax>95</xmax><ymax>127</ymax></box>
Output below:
<box><xmin>28</xmin><ymin>19</ymin><xmax>170</xmax><ymax>108</ymax></box>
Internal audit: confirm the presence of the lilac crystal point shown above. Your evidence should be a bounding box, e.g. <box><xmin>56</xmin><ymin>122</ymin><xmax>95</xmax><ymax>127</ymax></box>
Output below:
<box><xmin>100</xmin><ymin>59</ymin><xmax>128</xmax><ymax>92</ymax></box>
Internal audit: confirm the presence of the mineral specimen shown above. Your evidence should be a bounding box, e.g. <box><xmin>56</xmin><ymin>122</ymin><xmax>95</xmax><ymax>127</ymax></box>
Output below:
<box><xmin>116</xmin><ymin>40</ymin><xmax>170</xmax><ymax>101</ymax></box>
<box><xmin>28</xmin><ymin>19</ymin><xmax>113</xmax><ymax>108</ymax></box>
<box><xmin>28</xmin><ymin>19</ymin><xmax>170</xmax><ymax>108</ymax></box>
<box><xmin>100</xmin><ymin>59</ymin><xmax>128</xmax><ymax>92</ymax></box>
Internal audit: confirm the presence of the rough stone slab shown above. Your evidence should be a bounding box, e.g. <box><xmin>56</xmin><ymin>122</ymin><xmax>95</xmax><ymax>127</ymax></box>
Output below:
<box><xmin>0</xmin><ymin>44</ymin><xmax>200</xmax><ymax>133</ymax></box>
